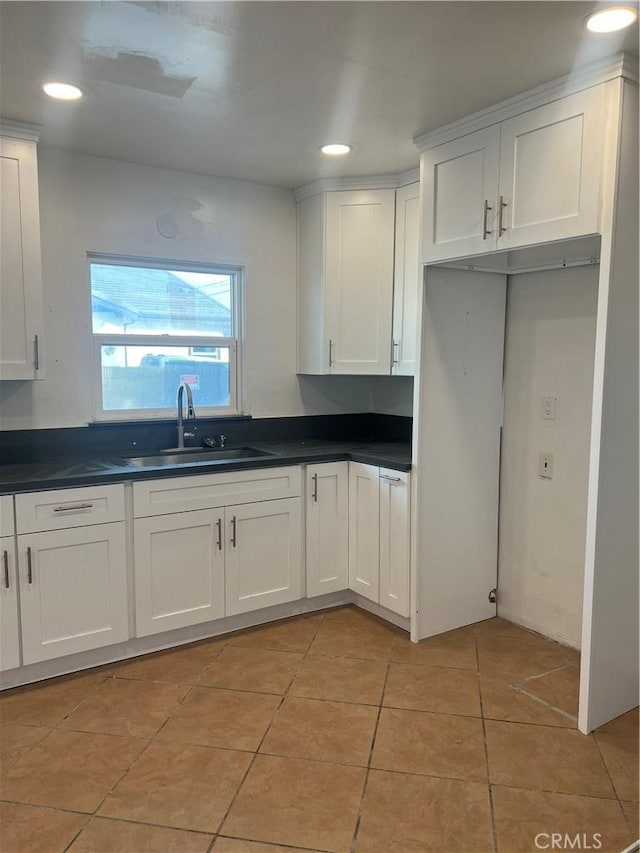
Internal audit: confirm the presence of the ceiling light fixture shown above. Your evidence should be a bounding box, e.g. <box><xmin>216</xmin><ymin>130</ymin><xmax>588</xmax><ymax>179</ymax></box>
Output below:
<box><xmin>320</xmin><ymin>143</ymin><xmax>352</xmax><ymax>156</ymax></box>
<box><xmin>585</xmin><ymin>6</ymin><xmax>637</xmax><ymax>32</ymax></box>
<box><xmin>42</xmin><ymin>81</ymin><xmax>84</xmax><ymax>101</ymax></box>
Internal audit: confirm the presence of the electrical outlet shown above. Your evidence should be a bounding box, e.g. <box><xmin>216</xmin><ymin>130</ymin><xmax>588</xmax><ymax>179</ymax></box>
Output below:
<box><xmin>542</xmin><ymin>396</ymin><xmax>557</xmax><ymax>420</ymax></box>
<box><xmin>538</xmin><ymin>452</ymin><xmax>554</xmax><ymax>479</ymax></box>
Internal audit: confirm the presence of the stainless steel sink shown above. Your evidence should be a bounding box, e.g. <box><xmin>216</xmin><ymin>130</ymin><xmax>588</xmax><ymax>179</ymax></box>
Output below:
<box><xmin>126</xmin><ymin>447</ymin><xmax>274</xmax><ymax>467</ymax></box>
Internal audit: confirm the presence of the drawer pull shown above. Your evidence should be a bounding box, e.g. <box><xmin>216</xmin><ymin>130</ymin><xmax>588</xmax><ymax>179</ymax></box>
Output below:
<box><xmin>380</xmin><ymin>474</ymin><xmax>403</xmax><ymax>484</ymax></box>
<box><xmin>53</xmin><ymin>503</ymin><xmax>94</xmax><ymax>513</ymax></box>
<box><xmin>27</xmin><ymin>547</ymin><xmax>33</xmax><ymax>584</ymax></box>
<box><xmin>3</xmin><ymin>550</ymin><xmax>9</xmax><ymax>589</ymax></box>
<box><xmin>312</xmin><ymin>473</ymin><xmax>318</xmax><ymax>503</ymax></box>
<box><xmin>216</xmin><ymin>518</ymin><xmax>223</xmax><ymax>551</ymax></box>
<box><xmin>231</xmin><ymin>516</ymin><xmax>237</xmax><ymax>548</ymax></box>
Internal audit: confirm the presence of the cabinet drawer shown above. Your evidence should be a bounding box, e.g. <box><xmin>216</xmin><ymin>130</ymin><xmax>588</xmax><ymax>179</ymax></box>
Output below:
<box><xmin>0</xmin><ymin>495</ymin><xmax>14</xmax><ymax>537</ymax></box>
<box><xmin>15</xmin><ymin>484</ymin><xmax>125</xmax><ymax>533</ymax></box>
<box><xmin>133</xmin><ymin>466</ymin><xmax>302</xmax><ymax>518</ymax></box>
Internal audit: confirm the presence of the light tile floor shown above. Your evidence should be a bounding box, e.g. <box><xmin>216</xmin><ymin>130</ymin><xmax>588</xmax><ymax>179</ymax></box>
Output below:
<box><xmin>0</xmin><ymin>607</ymin><xmax>637</xmax><ymax>853</ymax></box>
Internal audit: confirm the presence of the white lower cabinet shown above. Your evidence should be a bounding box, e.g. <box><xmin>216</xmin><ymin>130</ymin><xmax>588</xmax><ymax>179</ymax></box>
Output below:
<box><xmin>379</xmin><ymin>470</ymin><xmax>411</xmax><ymax>617</ymax></box>
<box><xmin>305</xmin><ymin>462</ymin><xmax>349</xmax><ymax>598</ymax></box>
<box><xmin>1</xmin><ymin>535</ymin><xmax>20</xmax><ymax>671</ymax></box>
<box><xmin>225</xmin><ymin>498</ymin><xmax>302</xmax><ymax>616</ymax></box>
<box><xmin>134</xmin><ymin>497</ymin><xmax>302</xmax><ymax>631</ymax></box>
<box><xmin>18</xmin><ymin>523</ymin><xmax>128</xmax><ymax>664</ymax></box>
<box><xmin>349</xmin><ymin>463</ymin><xmax>380</xmax><ymax>601</ymax></box>
<box><xmin>134</xmin><ymin>510</ymin><xmax>225</xmax><ymax>637</ymax></box>
<box><xmin>132</xmin><ymin>468</ymin><xmax>304</xmax><ymax>633</ymax></box>
<box><xmin>348</xmin><ymin>462</ymin><xmax>411</xmax><ymax>617</ymax></box>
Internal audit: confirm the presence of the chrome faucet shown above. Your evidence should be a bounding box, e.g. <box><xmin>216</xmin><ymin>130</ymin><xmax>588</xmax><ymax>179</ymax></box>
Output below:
<box><xmin>176</xmin><ymin>383</ymin><xmax>197</xmax><ymax>449</ymax></box>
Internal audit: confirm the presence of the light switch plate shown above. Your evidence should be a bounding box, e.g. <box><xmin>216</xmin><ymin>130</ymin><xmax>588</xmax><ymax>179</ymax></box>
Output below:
<box><xmin>538</xmin><ymin>452</ymin><xmax>554</xmax><ymax>479</ymax></box>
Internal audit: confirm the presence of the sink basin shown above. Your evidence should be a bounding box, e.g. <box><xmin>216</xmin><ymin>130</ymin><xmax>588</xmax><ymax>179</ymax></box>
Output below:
<box><xmin>126</xmin><ymin>447</ymin><xmax>274</xmax><ymax>467</ymax></box>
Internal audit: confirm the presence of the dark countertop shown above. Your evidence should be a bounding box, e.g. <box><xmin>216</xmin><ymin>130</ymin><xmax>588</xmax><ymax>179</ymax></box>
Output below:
<box><xmin>0</xmin><ymin>440</ymin><xmax>412</xmax><ymax>494</ymax></box>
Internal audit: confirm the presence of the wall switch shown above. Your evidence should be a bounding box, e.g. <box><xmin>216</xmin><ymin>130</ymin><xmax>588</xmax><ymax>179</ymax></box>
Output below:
<box><xmin>538</xmin><ymin>452</ymin><xmax>554</xmax><ymax>479</ymax></box>
<box><xmin>542</xmin><ymin>396</ymin><xmax>557</xmax><ymax>420</ymax></box>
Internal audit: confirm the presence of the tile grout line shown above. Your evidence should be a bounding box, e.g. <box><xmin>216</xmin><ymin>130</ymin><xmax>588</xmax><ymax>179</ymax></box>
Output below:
<box><xmin>592</xmin><ymin>727</ymin><xmax>625</xmax><ymax>805</ymax></box>
<box><xmin>349</xmin><ymin>630</ymin><xmax>397</xmax><ymax>853</ymax></box>
<box><xmin>83</xmin><ymin>680</ymin><xmax>201</xmax><ymax>830</ymax></box>
<box><xmin>213</xmin><ymin>613</ymin><xmax>322</xmax><ymax>842</ymax></box>
<box><xmin>476</xmin><ymin>631</ymin><xmax>499</xmax><ymax>853</ymax></box>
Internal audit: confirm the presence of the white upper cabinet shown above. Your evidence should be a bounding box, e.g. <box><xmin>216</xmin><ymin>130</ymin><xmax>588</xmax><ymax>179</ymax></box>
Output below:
<box><xmin>297</xmin><ymin>188</ymin><xmax>396</xmax><ymax>375</ymax></box>
<box><xmin>392</xmin><ymin>183</ymin><xmax>421</xmax><ymax>376</ymax></box>
<box><xmin>421</xmin><ymin>84</ymin><xmax>608</xmax><ymax>263</ymax></box>
<box><xmin>0</xmin><ymin>128</ymin><xmax>44</xmax><ymax>380</ymax></box>
<box><xmin>422</xmin><ymin>127</ymin><xmax>500</xmax><ymax>263</ymax></box>
<box><xmin>497</xmin><ymin>87</ymin><xmax>606</xmax><ymax>249</ymax></box>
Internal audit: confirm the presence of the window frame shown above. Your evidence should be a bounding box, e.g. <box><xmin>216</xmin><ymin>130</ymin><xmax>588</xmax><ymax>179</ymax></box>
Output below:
<box><xmin>88</xmin><ymin>253</ymin><xmax>244</xmax><ymax>422</ymax></box>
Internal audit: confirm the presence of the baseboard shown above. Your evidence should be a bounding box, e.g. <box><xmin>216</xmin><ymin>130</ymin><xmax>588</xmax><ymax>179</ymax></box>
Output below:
<box><xmin>496</xmin><ymin>607</ymin><xmax>581</xmax><ymax>651</ymax></box>
<box><xmin>0</xmin><ymin>591</ymin><xmax>352</xmax><ymax>691</ymax></box>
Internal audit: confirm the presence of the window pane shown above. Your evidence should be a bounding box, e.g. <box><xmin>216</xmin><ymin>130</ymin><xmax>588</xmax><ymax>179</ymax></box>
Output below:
<box><xmin>100</xmin><ymin>345</ymin><xmax>231</xmax><ymax>411</ymax></box>
<box><xmin>91</xmin><ymin>263</ymin><xmax>233</xmax><ymax>337</ymax></box>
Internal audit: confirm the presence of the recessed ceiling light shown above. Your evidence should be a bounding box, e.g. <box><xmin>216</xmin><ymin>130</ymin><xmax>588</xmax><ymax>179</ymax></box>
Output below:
<box><xmin>320</xmin><ymin>143</ymin><xmax>352</xmax><ymax>156</ymax></box>
<box><xmin>42</xmin><ymin>81</ymin><xmax>84</xmax><ymax>101</ymax></box>
<box><xmin>585</xmin><ymin>6</ymin><xmax>637</xmax><ymax>32</ymax></box>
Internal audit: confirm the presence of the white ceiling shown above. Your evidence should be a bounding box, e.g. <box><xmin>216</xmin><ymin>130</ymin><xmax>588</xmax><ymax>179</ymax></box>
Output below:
<box><xmin>0</xmin><ymin>1</ymin><xmax>637</xmax><ymax>188</ymax></box>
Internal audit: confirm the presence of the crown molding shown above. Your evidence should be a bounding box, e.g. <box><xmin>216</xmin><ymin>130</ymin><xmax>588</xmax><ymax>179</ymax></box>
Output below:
<box><xmin>294</xmin><ymin>166</ymin><xmax>419</xmax><ymax>201</ymax></box>
<box><xmin>414</xmin><ymin>52</ymin><xmax>637</xmax><ymax>152</ymax></box>
<box><xmin>0</xmin><ymin>119</ymin><xmax>43</xmax><ymax>143</ymax></box>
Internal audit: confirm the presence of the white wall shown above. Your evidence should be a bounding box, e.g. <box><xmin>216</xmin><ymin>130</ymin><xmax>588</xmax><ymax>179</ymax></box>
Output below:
<box><xmin>369</xmin><ymin>376</ymin><xmax>414</xmax><ymax>417</ymax></box>
<box><xmin>0</xmin><ymin>147</ymin><xmax>373</xmax><ymax>429</ymax></box>
<box><xmin>498</xmin><ymin>265</ymin><xmax>598</xmax><ymax>648</ymax></box>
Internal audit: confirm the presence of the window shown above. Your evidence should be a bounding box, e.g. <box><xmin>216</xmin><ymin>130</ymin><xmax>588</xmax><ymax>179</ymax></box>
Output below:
<box><xmin>90</xmin><ymin>256</ymin><xmax>242</xmax><ymax>419</ymax></box>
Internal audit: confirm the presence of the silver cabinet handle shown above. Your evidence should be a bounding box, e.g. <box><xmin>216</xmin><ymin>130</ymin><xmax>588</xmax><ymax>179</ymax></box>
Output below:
<box><xmin>328</xmin><ymin>339</ymin><xmax>334</xmax><ymax>368</ymax></box>
<box><xmin>3</xmin><ymin>550</ymin><xmax>9</xmax><ymax>589</ymax></box>
<box><xmin>34</xmin><ymin>335</ymin><xmax>40</xmax><ymax>371</ymax></box>
<box><xmin>312</xmin><ymin>473</ymin><xmax>318</xmax><ymax>502</ymax></box>
<box><xmin>392</xmin><ymin>340</ymin><xmax>399</xmax><ymax>366</ymax></box>
<box><xmin>230</xmin><ymin>516</ymin><xmax>237</xmax><ymax>548</ymax></box>
<box><xmin>53</xmin><ymin>503</ymin><xmax>94</xmax><ymax>513</ymax></box>
<box><xmin>216</xmin><ymin>518</ymin><xmax>222</xmax><ymax>551</ymax></box>
<box><xmin>27</xmin><ymin>547</ymin><xmax>33</xmax><ymax>584</ymax></box>
<box><xmin>380</xmin><ymin>474</ymin><xmax>403</xmax><ymax>483</ymax></box>
<box><xmin>498</xmin><ymin>195</ymin><xmax>507</xmax><ymax>235</ymax></box>
<box><xmin>482</xmin><ymin>199</ymin><xmax>492</xmax><ymax>240</ymax></box>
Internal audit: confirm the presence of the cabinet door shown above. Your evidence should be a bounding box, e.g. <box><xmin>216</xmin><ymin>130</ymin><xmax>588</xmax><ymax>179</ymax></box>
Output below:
<box><xmin>19</xmin><ymin>523</ymin><xmax>128</xmax><ymax>664</ymax></box>
<box><xmin>225</xmin><ymin>498</ymin><xmax>302</xmax><ymax>616</ymax></box>
<box><xmin>134</xmin><ymin>510</ymin><xmax>225</xmax><ymax>637</ymax></box>
<box><xmin>379</xmin><ymin>470</ymin><xmax>410</xmax><ymax>617</ymax></box>
<box><xmin>497</xmin><ymin>86</ymin><xmax>606</xmax><ymax>250</ymax></box>
<box><xmin>348</xmin><ymin>463</ymin><xmax>380</xmax><ymax>603</ymax></box>
<box><xmin>1</xmin><ymin>536</ymin><xmax>20</xmax><ymax>671</ymax></box>
<box><xmin>392</xmin><ymin>183</ymin><xmax>421</xmax><ymax>376</ymax></box>
<box><xmin>0</xmin><ymin>135</ymin><xmax>43</xmax><ymax>380</ymax></box>
<box><xmin>325</xmin><ymin>190</ymin><xmax>395</xmax><ymax>375</ymax></box>
<box><xmin>422</xmin><ymin>126</ymin><xmax>500</xmax><ymax>263</ymax></box>
<box><xmin>306</xmin><ymin>462</ymin><xmax>349</xmax><ymax>598</ymax></box>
